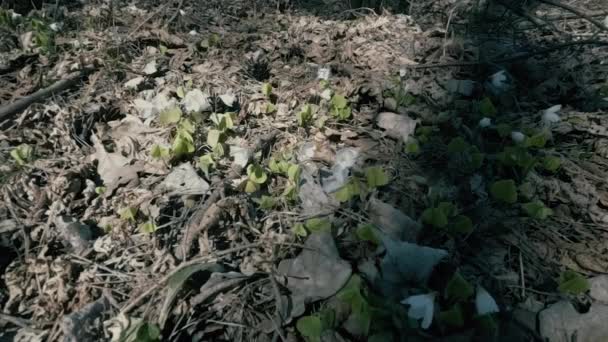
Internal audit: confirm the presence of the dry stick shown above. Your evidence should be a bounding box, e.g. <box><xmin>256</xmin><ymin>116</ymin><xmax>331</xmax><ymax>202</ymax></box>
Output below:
<box><xmin>403</xmin><ymin>39</ymin><xmax>608</xmax><ymax>69</ymax></box>
<box><xmin>120</xmin><ymin>242</ymin><xmax>262</xmax><ymax>315</ymax></box>
<box><xmin>164</xmin><ymin>0</ymin><xmax>185</xmax><ymax>29</ymax></box>
<box><xmin>537</xmin><ymin>0</ymin><xmax>608</xmax><ymax>33</ymax></box>
<box><xmin>0</xmin><ymin>70</ymin><xmax>87</xmax><ymax>122</ymax></box>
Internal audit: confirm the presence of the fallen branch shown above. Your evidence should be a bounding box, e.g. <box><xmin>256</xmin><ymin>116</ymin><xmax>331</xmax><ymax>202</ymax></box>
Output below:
<box><xmin>0</xmin><ymin>69</ymin><xmax>90</xmax><ymax>122</ymax></box>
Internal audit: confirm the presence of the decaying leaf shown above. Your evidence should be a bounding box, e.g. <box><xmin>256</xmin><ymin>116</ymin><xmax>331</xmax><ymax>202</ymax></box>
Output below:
<box><xmin>368</xmin><ymin>198</ymin><xmax>420</xmax><ymax>242</ymax></box>
<box><xmin>157</xmin><ymin>163</ymin><xmax>210</xmax><ymax>196</ymax></box>
<box><xmin>90</xmin><ymin>135</ymin><xmax>141</xmax><ymax>192</ymax></box>
<box><xmin>376</xmin><ymin>112</ymin><xmax>418</xmax><ymax>142</ymax></box>
<box><xmin>277</xmin><ymin>232</ymin><xmax>352</xmax><ymax>320</ymax></box>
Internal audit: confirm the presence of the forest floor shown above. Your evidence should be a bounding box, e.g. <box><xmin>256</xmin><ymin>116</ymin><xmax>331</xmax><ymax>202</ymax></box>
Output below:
<box><xmin>1</xmin><ymin>0</ymin><xmax>608</xmax><ymax>341</ymax></box>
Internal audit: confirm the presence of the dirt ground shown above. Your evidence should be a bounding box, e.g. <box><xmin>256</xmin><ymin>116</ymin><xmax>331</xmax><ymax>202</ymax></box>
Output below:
<box><xmin>1</xmin><ymin>0</ymin><xmax>608</xmax><ymax>341</ymax></box>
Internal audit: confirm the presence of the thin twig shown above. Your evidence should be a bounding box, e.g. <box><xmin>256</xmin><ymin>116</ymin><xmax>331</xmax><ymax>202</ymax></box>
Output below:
<box><xmin>120</xmin><ymin>243</ymin><xmax>262</xmax><ymax>314</ymax></box>
<box><xmin>537</xmin><ymin>0</ymin><xmax>608</xmax><ymax>32</ymax></box>
<box><xmin>403</xmin><ymin>39</ymin><xmax>608</xmax><ymax>69</ymax></box>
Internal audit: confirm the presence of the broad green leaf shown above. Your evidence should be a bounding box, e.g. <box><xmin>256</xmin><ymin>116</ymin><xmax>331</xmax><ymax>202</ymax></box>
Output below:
<box><xmin>296</xmin><ymin>316</ymin><xmax>322</xmax><ymax>341</ymax></box>
<box><xmin>490</xmin><ymin>179</ymin><xmax>518</xmax><ymax>204</ymax></box>
<box><xmin>452</xmin><ymin>215</ymin><xmax>473</xmax><ymax>234</ymax></box>
<box><xmin>159</xmin><ymin>44</ymin><xmax>168</xmax><ymax>55</ymax></box>
<box><xmin>337</xmin><ymin>275</ymin><xmax>363</xmax><ymax>302</ymax></box>
<box><xmin>139</xmin><ymin>221</ymin><xmax>158</xmax><ymax>234</ymax></box>
<box><xmin>247</xmin><ymin>164</ymin><xmax>267</xmax><ymax>184</ymax></box>
<box><xmin>150</xmin><ymin>144</ymin><xmax>170</xmax><ymax>159</ymax></box>
<box><xmin>120</xmin><ymin>207</ymin><xmax>138</xmax><ymax>222</ymax></box>
<box><xmin>518</xmin><ymin>182</ymin><xmax>535</xmax><ymax>200</ymax></box>
<box><xmin>445</xmin><ymin>272</ymin><xmax>474</xmax><ymax>302</ymax></box>
<box><xmin>172</xmin><ymin>134</ymin><xmax>195</xmax><ymax>157</ymax></box>
<box><xmin>495</xmin><ymin>123</ymin><xmax>511</xmax><ymax>138</ymax></box>
<box><xmin>254</xmin><ymin>195</ymin><xmax>277</xmax><ymax>210</ymax></box>
<box><xmin>278</xmin><ymin>160</ymin><xmax>291</xmax><ymax>174</ymax></box>
<box><xmin>405</xmin><ymin>140</ymin><xmax>420</xmax><ymax>154</ymax></box>
<box><xmin>331</xmin><ymin>94</ymin><xmax>348</xmax><ymax>109</ymax></box>
<box><xmin>297</xmin><ymin>104</ymin><xmax>313</xmax><ymax>126</ymax></box>
<box><xmin>365</xmin><ymin>166</ymin><xmax>389</xmax><ymax>188</ymax></box>
<box><xmin>305</xmin><ymin>218</ymin><xmax>331</xmax><ymax>233</ymax></box>
<box><xmin>399</xmin><ymin>92</ymin><xmax>416</xmax><ymax>106</ymax></box>
<box><xmin>265</xmin><ymin>102</ymin><xmax>277</xmax><ymax>114</ymax></box>
<box><xmin>262</xmin><ymin>83</ymin><xmax>272</xmax><ymax>97</ymax></box>
<box><xmin>159</xmin><ymin>107</ymin><xmax>182</xmax><ymax>125</ymax></box>
<box><xmin>438</xmin><ymin>202</ymin><xmax>456</xmax><ymax>217</ymax></box>
<box><xmin>476</xmin><ymin>314</ymin><xmax>499</xmax><ymax>337</ymax></box>
<box><xmin>212</xmin><ymin>143</ymin><xmax>224</xmax><ymax>158</ymax></box>
<box><xmin>207</xmin><ymin>129</ymin><xmax>222</xmax><ymax>147</ymax></box>
<box><xmin>319</xmin><ymin>309</ymin><xmax>336</xmax><ymax>331</ymax></box>
<box><xmin>558</xmin><ymin>270</ymin><xmax>590</xmax><ymax>295</ymax></box>
<box><xmin>132</xmin><ymin>322</ymin><xmax>161</xmax><ymax>342</ymax></box>
<box><xmin>10</xmin><ymin>144</ymin><xmax>33</xmax><ymax>165</ymax></box>
<box><xmin>292</xmin><ymin>223</ymin><xmax>308</xmax><ymax>237</ymax></box>
<box><xmin>439</xmin><ymin>304</ymin><xmax>465</xmax><ymax>328</ymax></box>
<box><xmin>356</xmin><ymin>224</ymin><xmax>379</xmax><ymax>244</ymax></box>
<box><xmin>319</xmin><ymin>79</ymin><xmax>330</xmax><ymax>89</ymax></box>
<box><xmin>198</xmin><ymin>154</ymin><xmax>215</xmax><ymax>177</ymax></box>
<box><xmin>244</xmin><ymin>180</ymin><xmax>258</xmax><ymax>193</ymax></box>
<box><xmin>287</xmin><ymin>164</ymin><xmax>301</xmax><ymax>182</ymax></box>
<box><xmin>421</xmin><ymin>207</ymin><xmax>448</xmax><ymax>228</ymax></box>
<box><xmin>479</xmin><ymin>97</ymin><xmax>497</xmax><ymax>117</ymax></box>
<box><xmin>447</xmin><ymin>137</ymin><xmax>469</xmax><ymax>154</ymax></box>
<box><xmin>176</xmin><ymin>86</ymin><xmax>185</xmax><ymax>99</ymax></box>
<box><xmin>95</xmin><ymin>186</ymin><xmax>106</xmax><ymax>195</ymax></box>
<box><xmin>522</xmin><ymin>201</ymin><xmax>553</xmax><ymax>220</ymax></box>
<box><xmin>282</xmin><ymin>183</ymin><xmax>298</xmax><ymax>201</ymax></box>
<box><xmin>525</xmin><ymin>132</ymin><xmax>547</xmax><ymax>148</ymax></box>
<box><xmin>179</xmin><ymin>118</ymin><xmax>195</xmax><ymax>134</ymax></box>
<box><xmin>268</xmin><ymin>158</ymin><xmax>281</xmax><ymax>173</ymax></box>
<box><xmin>334</xmin><ymin>179</ymin><xmax>361</xmax><ymax>202</ymax></box>
<box><xmin>543</xmin><ymin>156</ymin><xmax>561</xmax><ymax>172</ymax></box>
<box><xmin>223</xmin><ymin>112</ymin><xmax>234</xmax><ymax>130</ymax></box>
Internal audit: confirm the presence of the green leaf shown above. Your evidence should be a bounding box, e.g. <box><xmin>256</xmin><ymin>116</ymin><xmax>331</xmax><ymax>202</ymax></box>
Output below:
<box><xmin>296</xmin><ymin>316</ymin><xmax>323</xmax><ymax>340</ymax></box>
<box><xmin>287</xmin><ymin>164</ymin><xmax>301</xmax><ymax>182</ymax></box>
<box><xmin>292</xmin><ymin>223</ymin><xmax>308</xmax><ymax>237</ymax></box>
<box><xmin>452</xmin><ymin>215</ymin><xmax>473</xmax><ymax>234</ymax></box>
<box><xmin>159</xmin><ymin>107</ymin><xmax>182</xmax><ymax>125</ymax></box>
<box><xmin>331</xmin><ymin>94</ymin><xmax>348</xmax><ymax>109</ymax></box>
<box><xmin>558</xmin><ymin>270</ymin><xmax>590</xmax><ymax>295</ymax></box>
<box><xmin>447</xmin><ymin>137</ymin><xmax>469</xmax><ymax>154</ymax></box>
<box><xmin>133</xmin><ymin>322</ymin><xmax>161</xmax><ymax>342</ymax></box>
<box><xmin>262</xmin><ymin>83</ymin><xmax>272</xmax><ymax>97</ymax></box>
<box><xmin>265</xmin><ymin>102</ymin><xmax>277</xmax><ymax>114</ymax></box>
<box><xmin>197</xmin><ymin>154</ymin><xmax>215</xmax><ymax>178</ymax></box>
<box><xmin>543</xmin><ymin>156</ymin><xmax>561</xmax><ymax>172</ymax></box>
<box><xmin>254</xmin><ymin>195</ymin><xmax>277</xmax><ymax>210</ymax></box>
<box><xmin>490</xmin><ymin>179</ymin><xmax>518</xmax><ymax>204</ymax></box>
<box><xmin>476</xmin><ymin>314</ymin><xmax>499</xmax><ymax>337</ymax></box>
<box><xmin>139</xmin><ymin>221</ymin><xmax>158</xmax><ymax>234</ymax></box>
<box><xmin>268</xmin><ymin>158</ymin><xmax>281</xmax><ymax>173</ymax></box>
<box><xmin>207</xmin><ymin>129</ymin><xmax>222</xmax><ymax>147</ymax></box>
<box><xmin>522</xmin><ymin>201</ymin><xmax>553</xmax><ymax>220</ymax></box>
<box><xmin>247</xmin><ymin>164</ymin><xmax>268</xmax><ymax>184</ymax></box>
<box><xmin>297</xmin><ymin>104</ymin><xmax>313</xmax><ymax>126</ymax></box>
<box><xmin>212</xmin><ymin>143</ymin><xmax>224</xmax><ymax>158</ymax></box>
<box><xmin>405</xmin><ymin>140</ymin><xmax>420</xmax><ymax>154</ymax></box>
<box><xmin>120</xmin><ymin>207</ymin><xmax>138</xmax><ymax>222</ymax></box>
<box><xmin>151</xmin><ymin>144</ymin><xmax>170</xmax><ymax>159</ymax></box>
<box><xmin>95</xmin><ymin>186</ymin><xmax>106</xmax><ymax>195</ymax></box>
<box><xmin>176</xmin><ymin>86</ymin><xmax>185</xmax><ymax>99</ymax></box>
<box><xmin>438</xmin><ymin>202</ymin><xmax>456</xmax><ymax>217</ymax></box>
<box><xmin>439</xmin><ymin>304</ymin><xmax>465</xmax><ymax>328</ymax></box>
<box><xmin>334</xmin><ymin>179</ymin><xmax>361</xmax><ymax>202</ymax></box>
<box><xmin>525</xmin><ymin>132</ymin><xmax>547</xmax><ymax>148</ymax></box>
<box><xmin>356</xmin><ymin>224</ymin><xmax>379</xmax><ymax>244</ymax></box>
<box><xmin>365</xmin><ymin>166</ymin><xmax>389</xmax><ymax>188</ymax></box>
<box><xmin>421</xmin><ymin>207</ymin><xmax>448</xmax><ymax>228</ymax></box>
<box><xmin>282</xmin><ymin>183</ymin><xmax>298</xmax><ymax>201</ymax></box>
<box><xmin>479</xmin><ymin>97</ymin><xmax>497</xmax><ymax>117</ymax></box>
<box><xmin>172</xmin><ymin>133</ymin><xmax>195</xmax><ymax>157</ymax></box>
<box><xmin>319</xmin><ymin>79</ymin><xmax>330</xmax><ymax>89</ymax></box>
<box><xmin>10</xmin><ymin>144</ymin><xmax>34</xmax><ymax>165</ymax></box>
<box><xmin>495</xmin><ymin>123</ymin><xmax>511</xmax><ymax>138</ymax></box>
<box><xmin>305</xmin><ymin>218</ymin><xmax>331</xmax><ymax>233</ymax></box>
<box><xmin>445</xmin><ymin>272</ymin><xmax>474</xmax><ymax>302</ymax></box>
<box><xmin>179</xmin><ymin>118</ymin><xmax>195</xmax><ymax>134</ymax></box>
<box><xmin>244</xmin><ymin>180</ymin><xmax>258</xmax><ymax>193</ymax></box>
